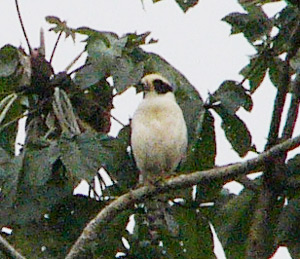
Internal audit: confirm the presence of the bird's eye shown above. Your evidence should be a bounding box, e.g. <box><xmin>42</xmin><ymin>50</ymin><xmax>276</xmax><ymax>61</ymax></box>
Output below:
<box><xmin>153</xmin><ymin>79</ymin><xmax>173</xmax><ymax>94</ymax></box>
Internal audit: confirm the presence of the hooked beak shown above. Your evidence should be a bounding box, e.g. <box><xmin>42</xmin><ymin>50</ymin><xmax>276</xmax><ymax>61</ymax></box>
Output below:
<box><xmin>135</xmin><ymin>81</ymin><xmax>149</xmax><ymax>93</ymax></box>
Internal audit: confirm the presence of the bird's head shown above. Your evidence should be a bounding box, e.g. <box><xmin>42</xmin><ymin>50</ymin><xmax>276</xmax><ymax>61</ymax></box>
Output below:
<box><xmin>139</xmin><ymin>73</ymin><xmax>174</xmax><ymax>95</ymax></box>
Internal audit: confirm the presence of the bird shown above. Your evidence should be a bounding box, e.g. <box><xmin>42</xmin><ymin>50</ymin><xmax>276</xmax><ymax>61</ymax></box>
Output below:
<box><xmin>131</xmin><ymin>73</ymin><xmax>188</xmax><ymax>184</ymax></box>
<box><xmin>131</xmin><ymin>73</ymin><xmax>188</xmax><ymax>243</ymax></box>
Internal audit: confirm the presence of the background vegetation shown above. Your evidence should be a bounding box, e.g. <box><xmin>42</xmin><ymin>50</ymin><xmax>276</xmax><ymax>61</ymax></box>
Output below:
<box><xmin>0</xmin><ymin>0</ymin><xmax>299</xmax><ymax>258</ymax></box>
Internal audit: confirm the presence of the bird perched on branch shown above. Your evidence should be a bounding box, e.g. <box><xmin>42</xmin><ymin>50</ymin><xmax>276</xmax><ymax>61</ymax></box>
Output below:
<box><xmin>131</xmin><ymin>73</ymin><xmax>188</xmax><ymax>243</ymax></box>
<box><xmin>131</xmin><ymin>73</ymin><xmax>188</xmax><ymax>184</ymax></box>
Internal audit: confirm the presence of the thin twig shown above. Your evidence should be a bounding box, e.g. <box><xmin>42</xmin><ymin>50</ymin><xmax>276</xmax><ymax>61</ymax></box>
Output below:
<box><xmin>237</xmin><ymin>175</ymin><xmax>260</xmax><ymax>192</ymax></box>
<box><xmin>282</xmin><ymin>93</ymin><xmax>300</xmax><ymax>140</ymax></box>
<box><xmin>265</xmin><ymin>55</ymin><xmax>290</xmax><ymax>149</ymax></box>
<box><xmin>0</xmin><ymin>94</ymin><xmax>18</xmax><ymax>125</ymax></box>
<box><xmin>0</xmin><ymin>235</ymin><xmax>27</xmax><ymax>259</ymax></box>
<box><xmin>67</xmin><ymin>62</ymin><xmax>91</xmax><ymax>76</ymax></box>
<box><xmin>108</xmin><ymin>112</ymin><xmax>126</xmax><ymax>127</ymax></box>
<box><xmin>15</xmin><ymin>0</ymin><xmax>32</xmax><ymax>54</ymax></box>
<box><xmin>53</xmin><ymin>88</ymin><xmax>81</xmax><ymax>135</ymax></box>
<box><xmin>0</xmin><ymin>110</ymin><xmax>36</xmax><ymax>133</ymax></box>
<box><xmin>65</xmin><ymin>133</ymin><xmax>300</xmax><ymax>259</ymax></box>
<box><xmin>0</xmin><ymin>94</ymin><xmax>17</xmax><ymax>110</ymax></box>
<box><xmin>91</xmin><ymin>178</ymin><xmax>101</xmax><ymax>200</ymax></box>
<box><xmin>49</xmin><ymin>31</ymin><xmax>62</xmax><ymax>64</ymax></box>
<box><xmin>64</xmin><ymin>50</ymin><xmax>85</xmax><ymax>72</ymax></box>
<box><xmin>265</xmin><ymin>20</ymin><xmax>300</xmax><ymax>149</ymax></box>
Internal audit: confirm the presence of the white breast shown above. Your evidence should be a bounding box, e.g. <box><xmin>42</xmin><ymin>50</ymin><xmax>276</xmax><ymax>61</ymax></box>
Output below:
<box><xmin>131</xmin><ymin>92</ymin><xmax>187</xmax><ymax>184</ymax></box>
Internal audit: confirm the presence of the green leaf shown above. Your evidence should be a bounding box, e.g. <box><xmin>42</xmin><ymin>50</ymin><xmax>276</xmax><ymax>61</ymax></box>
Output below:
<box><xmin>0</xmin><ymin>121</ymin><xmax>19</xmax><ymax>155</ymax></box>
<box><xmin>289</xmin><ymin>245</ymin><xmax>300</xmax><ymax>259</ymax></box>
<box><xmin>74</xmin><ymin>60</ymin><xmax>105</xmax><ymax>89</ymax></box>
<box><xmin>0</xmin><ymin>94</ymin><xmax>23</xmax><ymax>154</ymax></box>
<box><xmin>222</xmin><ymin>12</ymin><xmax>249</xmax><ymax>34</ymax></box>
<box><xmin>45</xmin><ymin>16</ymin><xmax>61</xmax><ymax>24</ymax></box>
<box><xmin>103</xmin><ymin>126</ymin><xmax>139</xmax><ymax>190</ymax></box>
<box><xmin>0</xmin><ymin>150</ymin><xmax>22</xmax><ymax>212</ymax></box>
<box><xmin>75</xmin><ymin>31</ymin><xmax>151</xmax><ymax>91</ymax></box>
<box><xmin>123</xmin><ymin>31</ymin><xmax>156</xmax><ymax>50</ymax></box>
<box><xmin>186</xmin><ymin>110</ymin><xmax>222</xmax><ymax>202</ymax></box>
<box><xmin>276</xmin><ymin>195</ymin><xmax>300</xmax><ymax>248</ymax></box>
<box><xmin>269</xmin><ymin>57</ymin><xmax>287</xmax><ymax>89</ymax></box>
<box><xmin>170</xmin><ymin>205</ymin><xmax>216</xmax><ymax>258</ymax></box>
<box><xmin>75</xmin><ymin>30</ymin><xmax>128</xmax><ymax>89</ymax></box>
<box><xmin>174</xmin><ymin>0</ymin><xmax>199</xmax><ymax>12</ymax></box>
<box><xmin>287</xmin><ymin>154</ymin><xmax>300</xmax><ymax>177</ymax></box>
<box><xmin>6</xmin><ymin>195</ymin><xmax>103</xmax><ymax>258</ymax></box>
<box><xmin>222</xmin><ymin>6</ymin><xmax>272</xmax><ymax>43</ymax></box>
<box><xmin>1</xmin><ymin>158</ymin><xmax>74</xmax><ymax>226</ymax></box>
<box><xmin>75</xmin><ymin>27</ymin><xmax>112</xmax><ymax>48</ymax></box>
<box><xmin>210</xmin><ymin>80</ymin><xmax>253</xmax><ymax>114</ymax></box>
<box><xmin>93</xmin><ymin>209</ymin><xmax>133</xmax><ymax>258</ymax></box>
<box><xmin>86</xmin><ymin>32</ymin><xmax>126</xmax><ymax>67</ymax></box>
<box><xmin>238</xmin><ymin>0</ymin><xmax>282</xmax><ymax>6</ymax></box>
<box><xmin>214</xmin><ymin>106</ymin><xmax>252</xmax><ymax>157</ymax></box>
<box><xmin>183</xmin><ymin>109</ymin><xmax>216</xmax><ymax>172</ymax></box>
<box><xmin>71</xmin><ymin>79</ymin><xmax>113</xmax><ymax>133</ymax></box>
<box><xmin>59</xmin><ymin>131</ymin><xmax>111</xmax><ymax>183</ymax></box>
<box><xmin>129</xmin><ymin>203</ymin><xmax>215</xmax><ymax>258</ymax></box>
<box><xmin>0</xmin><ymin>145</ymin><xmax>11</xmax><ymax>164</ymax></box>
<box><xmin>111</xmin><ymin>56</ymin><xmax>144</xmax><ymax>94</ymax></box>
<box><xmin>46</xmin><ymin>16</ymin><xmax>75</xmax><ymax>41</ymax></box>
<box><xmin>153</xmin><ymin>0</ymin><xmax>200</xmax><ymax>12</ymax></box>
<box><xmin>273</xmin><ymin>6</ymin><xmax>299</xmax><ymax>55</ymax></box>
<box><xmin>0</xmin><ymin>44</ymin><xmax>19</xmax><ymax>77</ymax></box>
<box><xmin>290</xmin><ymin>50</ymin><xmax>300</xmax><ymax>72</ymax></box>
<box><xmin>0</xmin><ymin>45</ymin><xmax>24</xmax><ymax>97</ymax></box>
<box><xmin>211</xmin><ymin>190</ymin><xmax>258</xmax><ymax>259</ymax></box>
<box><xmin>11</xmin><ymin>183</ymin><xmax>73</xmax><ymax>226</ymax></box>
<box><xmin>240</xmin><ymin>53</ymin><xmax>269</xmax><ymax>93</ymax></box>
<box><xmin>23</xmin><ymin>141</ymin><xmax>60</xmax><ymax>186</ymax></box>
<box><xmin>284</xmin><ymin>0</ymin><xmax>300</xmax><ymax>6</ymax></box>
<box><xmin>127</xmin><ymin>212</ymin><xmax>167</xmax><ymax>259</ymax></box>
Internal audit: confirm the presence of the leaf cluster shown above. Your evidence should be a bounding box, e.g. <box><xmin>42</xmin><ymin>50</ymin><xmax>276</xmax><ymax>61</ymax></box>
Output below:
<box><xmin>0</xmin><ymin>15</ymin><xmax>213</xmax><ymax>257</ymax></box>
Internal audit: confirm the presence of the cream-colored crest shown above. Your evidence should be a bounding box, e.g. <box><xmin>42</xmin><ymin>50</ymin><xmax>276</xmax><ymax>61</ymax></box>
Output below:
<box><xmin>141</xmin><ymin>73</ymin><xmax>171</xmax><ymax>92</ymax></box>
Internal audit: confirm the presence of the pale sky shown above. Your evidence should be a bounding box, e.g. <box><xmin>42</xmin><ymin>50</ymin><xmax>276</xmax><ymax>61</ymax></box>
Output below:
<box><xmin>0</xmin><ymin>0</ymin><xmax>295</xmax><ymax>258</ymax></box>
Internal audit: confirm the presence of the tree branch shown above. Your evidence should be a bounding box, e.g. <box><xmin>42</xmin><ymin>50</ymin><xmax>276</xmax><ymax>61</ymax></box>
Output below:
<box><xmin>64</xmin><ymin>50</ymin><xmax>85</xmax><ymax>73</ymax></box>
<box><xmin>266</xmin><ymin>19</ymin><xmax>300</xmax><ymax>149</ymax></box>
<box><xmin>246</xmin><ymin>189</ymin><xmax>281</xmax><ymax>259</ymax></box>
<box><xmin>247</xmin><ymin>22</ymin><xmax>300</xmax><ymax>257</ymax></box>
<box><xmin>49</xmin><ymin>31</ymin><xmax>62</xmax><ymax>64</ymax></box>
<box><xmin>14</xmin><ymin>0</ymin><xmax>32</xmax><ymax>55</ymax></box>
<box><xmin>0</xmin><ymin>235</ymin><xmax>27</xmax><ymax>259</ymax></box>
<box><xmin>265</xmin><ymin>57</ymin><xmax>290</xmax><ymax>149</ymax></box>
<box><xmin>65</xmin><ymin>133</ymin><xmax>300</xmax><ymax>259</ymax></box>
<box><xmin>282</xmin><ymin>75</ymin><xmax>300</xmax><ymax>140</ymax></box>
<box><xmin>237</xmin><ymin>175</ymin><xmax>259</xmax><ymax>192</ymax></box>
